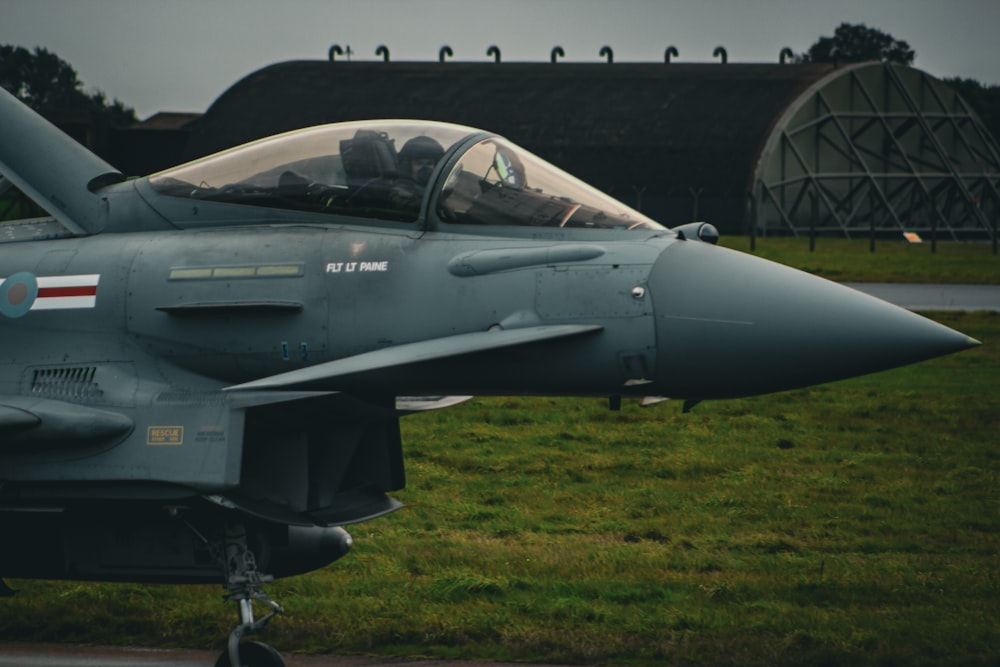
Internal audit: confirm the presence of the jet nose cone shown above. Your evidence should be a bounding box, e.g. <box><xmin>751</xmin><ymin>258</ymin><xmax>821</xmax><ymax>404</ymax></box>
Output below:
<box><xmin>648</xmin><ymin>241</ymin><xmax>979</xmax><ymax>399</ymax></box>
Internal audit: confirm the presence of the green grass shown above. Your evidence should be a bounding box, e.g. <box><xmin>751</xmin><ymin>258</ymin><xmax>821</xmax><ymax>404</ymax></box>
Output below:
<box><xmin>1</xmin><ymin>312</ymin><xmax>996</xmax><ymax>666</ymax></box>
<box><xmin>721</xmin><ymin>236</ymin><xmax>1000</xmax><ymax>284</ymax></box>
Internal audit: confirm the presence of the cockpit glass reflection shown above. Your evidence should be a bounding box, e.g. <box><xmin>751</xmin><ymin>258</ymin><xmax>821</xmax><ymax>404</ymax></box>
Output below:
<box><xmin>149</xmin><ymin>122</ymin><xmax>471</xmax><ymax>222</ymax></box>
<box><xmin>438</xmin><ymin>138</ymin><xmax>664</xmax><ymax>230</ymax></box>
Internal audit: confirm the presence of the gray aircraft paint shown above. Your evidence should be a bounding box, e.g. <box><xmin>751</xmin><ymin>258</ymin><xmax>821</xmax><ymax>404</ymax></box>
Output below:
<box><xmin>0</xmin><ymin>86</ymin><xmax>978</xmax><ymax>667</ymax></box>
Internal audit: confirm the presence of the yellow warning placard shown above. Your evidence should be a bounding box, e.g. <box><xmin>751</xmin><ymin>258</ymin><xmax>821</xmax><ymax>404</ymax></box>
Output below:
<box><xmin>147</xmin><ymin>426</ymin><xmax>184</xmax><ymax>445</ymax></box>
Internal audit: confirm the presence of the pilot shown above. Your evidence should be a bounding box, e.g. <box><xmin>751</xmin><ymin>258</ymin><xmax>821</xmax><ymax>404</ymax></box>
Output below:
<box><xmin>398</xmin><ymin>136</ymin><xmax>445</xmax><ymax>186</ymax></box>
<box><xmin>388</xmin><ymin>136</ymin><xmax>445</xmax><ymax>217</ymax></box>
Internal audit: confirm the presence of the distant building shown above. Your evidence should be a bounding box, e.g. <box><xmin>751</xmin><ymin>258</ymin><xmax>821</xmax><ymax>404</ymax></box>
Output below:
<box><xmin>109</xmin><ymin>112</ymin><xmax>202</xmax><ymax>178</ymax></box>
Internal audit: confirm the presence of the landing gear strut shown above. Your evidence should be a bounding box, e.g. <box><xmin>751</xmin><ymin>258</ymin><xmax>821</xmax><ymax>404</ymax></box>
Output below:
<box><xmin>214</xmin><ymin>523</ymin><xmax>285</xmax><ymax>667</ymax></box>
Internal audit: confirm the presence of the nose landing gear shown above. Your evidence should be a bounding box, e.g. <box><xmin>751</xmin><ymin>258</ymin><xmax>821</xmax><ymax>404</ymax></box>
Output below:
<box><xmin>214</xmin><ymin>523</ymin><xmax>286</xmax><ymax>667</ymax></box>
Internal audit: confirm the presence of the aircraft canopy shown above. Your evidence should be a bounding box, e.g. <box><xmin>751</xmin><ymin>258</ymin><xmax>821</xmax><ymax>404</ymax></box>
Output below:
<box><xmin>148</xmin><ymin>120</ymin><xmax>663</xmax><ymax>231</ymax></box>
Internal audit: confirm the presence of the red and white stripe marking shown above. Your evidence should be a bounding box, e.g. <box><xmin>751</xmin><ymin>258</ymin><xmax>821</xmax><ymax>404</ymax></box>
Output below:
<box><xmin>32</xmin><ymin>274</ymin><xmax>100</xmax><ymax>310</ymax></box>
<box><xmin>0</xmin><ymin>274</ymin><xmax>101</xmax><ymax>311</ymax></box>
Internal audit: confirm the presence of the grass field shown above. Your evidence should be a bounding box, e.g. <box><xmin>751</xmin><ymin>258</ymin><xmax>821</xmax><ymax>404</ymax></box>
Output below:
<box><xmin>1</xmin><ymin>311</ymin><xmax>996</xmax><ymax>666</ymax></box>
<box><xmin>721</xmin><ymin>237</ymin><xmax>1000</xmax><ymax>284</ymax></box>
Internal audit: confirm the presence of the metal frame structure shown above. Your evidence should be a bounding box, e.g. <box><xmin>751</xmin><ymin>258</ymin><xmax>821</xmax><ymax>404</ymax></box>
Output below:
<box><xmin>755</xmin><ymin>63</ymin><xmax>1000</xmax><ymax>240</ymax></box>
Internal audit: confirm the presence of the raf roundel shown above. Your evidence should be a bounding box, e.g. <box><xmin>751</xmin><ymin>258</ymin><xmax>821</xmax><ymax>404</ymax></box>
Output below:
<box><xmin>0</xmin><ymin>271</ymin><xmax>39</xmax><ymax>319</ymax></box>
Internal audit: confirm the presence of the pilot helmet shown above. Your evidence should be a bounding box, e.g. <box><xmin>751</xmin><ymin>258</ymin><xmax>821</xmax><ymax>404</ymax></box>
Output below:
<box><xmin>399</xmin><ymin>136</ymin><xmax>445</xmax><ymax>185</ymax></box>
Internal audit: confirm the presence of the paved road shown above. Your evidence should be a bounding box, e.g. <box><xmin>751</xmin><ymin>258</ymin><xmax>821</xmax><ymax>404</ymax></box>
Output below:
<box><xmin>845</xmin><ymin>283</ymin><xmax>1000</xmax><ymax>311</ymax></box>
<box><xmin>0</xmin><ymin>642</ymin><xmax>568</xmax><ymax>667</ymax></box>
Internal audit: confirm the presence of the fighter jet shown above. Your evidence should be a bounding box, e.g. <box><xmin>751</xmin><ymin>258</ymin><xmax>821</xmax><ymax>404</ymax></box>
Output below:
<box><xmin>0</xmin><ymin>86</ymin><xmax>979</xmax><ymax>667</ymax></box>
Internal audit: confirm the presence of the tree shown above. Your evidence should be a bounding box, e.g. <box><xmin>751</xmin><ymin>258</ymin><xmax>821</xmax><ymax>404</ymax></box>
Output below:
<box><xmin>0</xmin><ymin>45</ymin><xmax>136</xmax><ymax>125</ymax></box>
<box><xmin>798</xmin><ymin>23</ymin><xmax>915</xmax><ymax>66</ymax></box>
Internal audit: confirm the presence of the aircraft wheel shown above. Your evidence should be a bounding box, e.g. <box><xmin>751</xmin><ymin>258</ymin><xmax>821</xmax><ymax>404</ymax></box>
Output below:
<box><xmin>214</xmin><ymin>640</ymin><xmax>285</xmax><ymax>667</ymax></box>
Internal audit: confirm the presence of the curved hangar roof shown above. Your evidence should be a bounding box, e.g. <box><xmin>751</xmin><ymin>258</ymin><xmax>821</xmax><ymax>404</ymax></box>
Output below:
<box><xmin>184</xmin><ymin>61</ymin><xmax>998</xmax><ymax>237</ymax></box>
<box><xmin>183</xmin><ymin>61</ymin><xmax>837</xmax><ymax>215</ymax></box>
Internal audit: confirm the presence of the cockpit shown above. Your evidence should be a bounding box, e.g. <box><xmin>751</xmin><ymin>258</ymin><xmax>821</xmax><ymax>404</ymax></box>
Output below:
<box><xmin>147</xmin><ymin>120</ymin><xmax>664</xmax><ymax>231</ymax></box>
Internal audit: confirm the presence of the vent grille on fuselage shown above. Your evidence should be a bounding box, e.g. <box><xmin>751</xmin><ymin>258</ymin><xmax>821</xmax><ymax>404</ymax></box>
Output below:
<box><xmin>31</xmin><ymin>367</ymin><xmax>103</xmax><ymax>400</ymax></box>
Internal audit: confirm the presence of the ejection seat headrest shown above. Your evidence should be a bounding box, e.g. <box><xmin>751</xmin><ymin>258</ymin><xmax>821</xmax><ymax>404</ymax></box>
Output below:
<box><xmin>340</xmin><ymin>130</ymin><xmax>398</xmax><ymax>180</ymax></box>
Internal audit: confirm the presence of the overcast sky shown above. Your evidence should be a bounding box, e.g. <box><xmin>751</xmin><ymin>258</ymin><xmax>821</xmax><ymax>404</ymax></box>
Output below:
<box><xmin>3</xmin><ymin>0</ymin><xmax>999</xmax><ymax>120</ymax></box>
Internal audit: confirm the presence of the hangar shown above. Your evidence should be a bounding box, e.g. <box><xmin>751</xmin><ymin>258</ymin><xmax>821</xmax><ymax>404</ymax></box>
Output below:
<box><xmin>755</xmin><ymin>63</ymin><xmax>999</xmax><ymax>241</ymax></box>
<box><xmin>5</xmin><ymin>58</ymin><xmax>999</xmax><ymax>241</ymax></box>
<box><xmin>179</xmin><ymin>59</ymin><xmax>1000</xmax><ymax>240</ymax></box>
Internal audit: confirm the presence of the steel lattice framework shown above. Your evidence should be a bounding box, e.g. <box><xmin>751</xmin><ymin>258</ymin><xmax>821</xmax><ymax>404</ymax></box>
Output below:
<box><xmin>755</xmin><ymin>63</ymin><xmax>1000</xmax><ymax>240</ymax></box>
